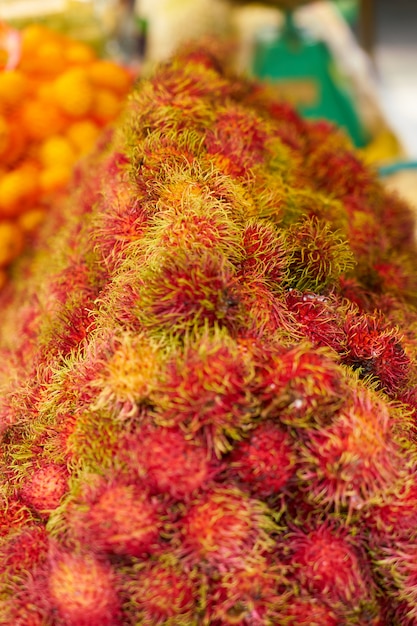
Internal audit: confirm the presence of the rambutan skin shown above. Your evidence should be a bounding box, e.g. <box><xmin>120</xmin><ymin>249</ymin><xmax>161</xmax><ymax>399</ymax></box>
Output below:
<box><xmin>227</xmin><ymin>420</ymin><xmax>296</xmax><ymax>499</ymax></box>
<box><xmin>180</xmin><ymin>485</ymin><xmax>276</xmax><ymax>570</ymax></box>
<box><xmin>46</xmin><ymin>548</ymin><xmax>122</xmax><ymax>626</ymax></box>
<box><xmin>65</xmin><ymin>476</ymin><xmax>163</xmax><ymax>558</ymax></box>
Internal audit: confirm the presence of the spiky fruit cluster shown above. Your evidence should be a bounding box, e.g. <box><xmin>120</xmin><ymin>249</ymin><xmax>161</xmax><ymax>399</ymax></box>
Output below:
<box><xmin>1</xmin><ymin>40</ymin><xmax>417</xmax><ymax>625</ymax></box>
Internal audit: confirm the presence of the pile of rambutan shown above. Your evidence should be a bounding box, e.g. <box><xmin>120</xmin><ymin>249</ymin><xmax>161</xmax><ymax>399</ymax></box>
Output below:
<box><xmin>1</xmin><ymin>40</ymin><xmax>417</xmax><ymax>625</ymax></box>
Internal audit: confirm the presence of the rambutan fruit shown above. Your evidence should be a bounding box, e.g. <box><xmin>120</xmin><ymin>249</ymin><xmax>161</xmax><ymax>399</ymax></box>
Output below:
<box><xmin>227</xmin><ymin>420</ymin><xmax>296</xmax><ymax>499</ymax></box>
<box><xmin>152</xmin><ymin>329</ymin><xmax>257</xmax><ymax>455</ymax></box>
<box><xmin>0</xmin><ymin>524</ymin><xmax>49</xmax><ymax>592</ymax></box>
<box><xmin>284</xmin><ymin>216</ymin><xmax>355</xmax><ymax>293</ymax></box>
<box><xmin>298</xmin><ymin>385</ymin><xmax>406</xmax><ymax>512</ymax></box>
<box><xmin>275</xmin><ymin>594</ymin><xmax>340</xmax><ymax>626</ymax></box>
<box><xmin>238</xmin><ymin>219</ymin><xmax>287</xmax><ymax>285</ymax></box>
<box><xmin>282</xmin><ymin>521</ymin><xmax>377</xmax><ymax>616</ymax></box>
<box><xmin>122</xmin><ymin>423</ymin><xmax>218</xmax><ymax>499</ymax></box>
<box><xmin>239</xmin><ymin>279</ymin><xmax>299</xmax><ymax>339</ymax></box>
<box><xmin>342</xmin><ymin>310</ymin><xmax>411</xmax><ymax>394</ymax></box>
<box><xmin>64</xmin><ymin>476</ymin><xmax>163</xmax><ymax>558</ymax></box>
<box><xmin>139</xmin><ymin>191</ymin><xmax>244</xmax><ymax>265</ymax></box>
<box><xmin>135</xmin><ymin>249</ymin><xmax>244</xmax><ymax>336</ymax></box>
<box><xmin>285</xmin><ymin>289</ymin><xmax>347</xmax><ymax>352</ymax></box>
<box><xmin>364</xmin><ymin>475</ymin><xmax>417</xmax><ymax>542</ymax></box>
<box><xmin>18</xmin><ymin>461</ymin><xmax>69</xmax><ymax>519</ymax></box>
<box><xmin>0</xmin><ymin>495</ymin><xmax>33</xmax><ymax>537</ymax></box>
<box><xmin>205</xmin><ymin>558</ymin><xmax>288</xmax><ymax>625</ymax></box>
<box><xmin>123</xmin><ymin>553</ymin><xmax>199</xmax><ymax>625</ymax></box>
<box><xmin>180</xmin><ymin>485</ymin><xmax>276</xmax><ymax>570</ymax></box>
<box><xmin>255</xmin><ymin>342</ymin><xmax>346</xmax><ymax>428</ymax></box>
<box><xmin>91</xmin><ymin>330</ymin><xmax>164</xmax><ymax>418</ymax></box>
<box><xmin>204</xmin><ymin>102</ymin><xmax>274</xmax><ymax>178</ymax></box>
<box><xmin>46</xmin><ymin>547</ymin><xmax>122</xmax><ymax>626</ymax></box>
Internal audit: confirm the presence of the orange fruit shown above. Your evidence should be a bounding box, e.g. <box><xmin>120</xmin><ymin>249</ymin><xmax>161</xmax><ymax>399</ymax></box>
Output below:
<box><xmin>40</xmin><ymin>164</ymin><xmax>72</xmax><ymax>194</ymax></box>
<box><xmin>18</xmin><ymin>207</ymin><xmax>46</xmax><ymax>232</ymax></box>
<box><xmin>21</xmin><ymin>99</ymin><xmax>67</xmax><ymax>141</ymax></box>
<box><xmin>65</xmin><ymin>41</ymin><xmax>96</xmax><ymax>66</ymax></box>
<box><xmin>39</xmin><ymin>135</ymin><xmax>76</xmax><ymax>168</ymax></box>
<box><xmin>92</xmin><ymin>88</ymin><xmax>122</xmax><ymax>124</ymax></box>
<box><xmin>0</xmin><ymin>162</ymin><xmax>40</xmax><ymax>217</ymax></box>
<box><xmin>66</xmin><ymin>120</ymin><xmax>100</xmax><ymax>155</ymax></box>
<box><xmin>87</xmin><ymin>60</ymin><xmax>132</xmax><ymax>94</ymax></box>
<box><xmin>52</xmin><ymin>68</ymin><xmax>94</xmax><ymax>118</ymax></box>
<box><xmin>0</xmin><ymin>70</ymin><xmax>28</xmax><ymax>112</ymax></box>
<box><xmin>0</xmin><ymin>220</ymin><xmax>24</xmax><ymax>267</ymax></box>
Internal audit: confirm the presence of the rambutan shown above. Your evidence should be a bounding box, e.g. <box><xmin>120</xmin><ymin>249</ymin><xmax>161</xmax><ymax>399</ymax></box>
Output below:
<box><xmin>227</xmin><ymin>420</ymin><xmax>296</xmax><ymax>499</ymax></box>
<box><xmin>205</xmin><ymin>558</ymin><xmax>288</xmax><ymax>625</ymax></box>
<box><xmin>284</xmin><ymin>216</ymin><xmax>355</xmax><ymax>293</ymax></box>
<box><xmin>46</xmin><ymin>547</ymin><xmax>122</xmax><ymax>626</ymax></box>
<box><xmin>285</xmin><ymin>289</ymin><xmax>347</xmax><ymax>352</ymax></box>
<box><xmin>18</xmin><ymin>461</ymin><xmax>69</xmax><ymax>519</ymax></box>
<box><xmin>342</xmin><ymin>310</ymin><xmax>411</xmax><ymax>393</ymax></box>
<box><xmin>275</xmin><ymin>594</ymin><xmax>340</xmax><ymax>626</ymax></box>
<box><xmin>0</xmin><ymin>524</ymin><xmax>49</xmax><ymax>592</ymax></box>
<box><xmin>152</xmin><ymin>329</ymin><xmax>257</xmax><ymax>455</ymax></box>
<box><xmin>254</xmin><ymin>342</ymin><xmax>346</xmax><ymax>428</ymax></box>
<box><xmin>282</xmin><ymin>521</ymin><xmax>377</xmax><ymax>616</ymax></box>
<box><xmin>298</xmin><ymin>385</ymin><xmax>406</xmax><ymax>512</ymax></box>
<box><xmin>238</xmin><ymin>219</ymin><xmax>287</xmax><ymax>285</ymax></box>
<box><xmin>64</xmin><ymin>476</ymin><xmax>163</xmax><ymax>558</ymax></box>
<box><xmin>180</xmin><ymin>485</ymin><xmax>276</xmax><ymax>570</ymax></box>
<box><xmin>122</xmin><ymin>423</ymin><xmax>218</xmax><ymax>499</ymax></box>
<box><xmin>123</xmin><ymin>554</ymin><xmax>199</xmax><ymax>625</ymax></box>
<box><xmin>135</xmin><ymin>249</ymin><xmax>244</xmax><ymax>336</ymax></box>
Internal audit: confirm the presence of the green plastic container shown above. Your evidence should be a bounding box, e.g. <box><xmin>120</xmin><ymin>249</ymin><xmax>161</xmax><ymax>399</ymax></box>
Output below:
<box><xmin>252</xmin><ymin>10</ymin><xmax>368</xmax><ymax>147</ymax></box>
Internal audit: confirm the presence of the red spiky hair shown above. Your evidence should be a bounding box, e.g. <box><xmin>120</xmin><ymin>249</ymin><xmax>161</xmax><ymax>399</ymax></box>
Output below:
<box><xmin>285</xmin><ymin>289</ymin><xmax>347</xmax><ymax>353</ymax></box>
<box><xmin>62</xmin><ymin>475</ymin><xmax>163</xmax><ymax>558</ymax></box>
<box><xmin>342</xmin><ymin>309</ymin><xmax>411</xmax><ymax>394</ymax></box>
<box><xmin>180</xmin><ymin>485</ymin><xmax>276</xmax><ymax>570</ymax></box>
<box><xmin>18</xmin><ymin>461</ymin><xmax>70</xmax><ymax>520</ymax></box>
<box><xmin>284</xmin><ymin>216</ymin><xmax>355</xmax><ymax>293</ymax></box>
<box><xmin>254</xmin><ymin>342</ymin><xmax>346</xmax><ymax>428</ymax></box>
<box><xmin>298</xmin><ymin>385</ymin><xmax>407</xmax><ymax>513</ymax></box>
<box><xmin>228</xmin><ymin>420</ymin><xmax>296</xmax><ymax>499</ymax></box>
<box><xmin>275</xmin><ymin>594</ymin><xmax>340</xmax><ymax>626</ymax></box>
<box><xmin>152</xmin><ymin>329</ymin><xmax>257</xmax><ymax>455</ymax></box>
<box><xmin>45</xmin><ymin>546</ymin><xmax>123</xmax><ymax>626</ymax></box>
<box><xmin>205</xmin><ymin>557</ymin><xmax>288</xmax><ymax>625</ymax></box>
<box><xmin>120</xmin><ymin>423</ymin><xmax>219</xmax><ymax>499</ymax></box>
<box><xmin>123</xmin><ymin>554</ymin><xmax>199</xmax><ymax>624</ymax></box>
<box><xmin>134</xmin><ymin>249</ymin><xmax>244</xmax><ymax>336</ymax></box>
<box><xmin>283</xmin><ymin>520</ymin><xmax>378</xmax><ymax>618</ymax></box>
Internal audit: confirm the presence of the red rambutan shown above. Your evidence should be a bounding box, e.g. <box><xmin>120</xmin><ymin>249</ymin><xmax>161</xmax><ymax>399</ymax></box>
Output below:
<box><xmin>206</xmin><ymin>558</ymin><xmax>288</xmax><ymax>625</ymax></box>
<box><xmin>228</xmin><ymin>420</ymin><xmax>296</xmax><ymax>499</ymax></box>
<box><xmin>123</xmin><ymin>423</ymin><xmax>217</xmax><ymax>499</ymax></box>
<box><xmin>284</xmin><ymin>216</ymin><xmax>355</xmax><ymax>293</ymax></box>
<box><xmin>123</xmin><ymin>554</ymin><xmax>199</xmax><ymax>624</ymax></box>
<box><xmin>283</xmin><ymin>521</ymin><xmax>377</xmax><ymax>614</ymax></box>
<box><xmin>180</xmin><ymin>485</ymin><xmax>276</xmax><ymax>570</ymax></box>
<box><xmin>255</xmin><ymin>342</ymin><xmax>346</xmax><ymax>428</ymax></box>
<box><xmin>342</xmin><ymin>310</ymin><xmax>411</xmax><ymax>393</ymax></box>
<box><xmin>285</xmin><ymin>289</ymin><xmax>347</xmax><ymax>353</ymax></box>
<box><xmin>152</xmin><ymin>329</ymin><xmax>257</xmax><ymax>455</ymax></box>
<box><xmin>0</xmin><ymin>524</ymin><xmax>49</xmax><ymax>592</ymax></box>
<box><xmin>66</xmin><ymin>476</ymin><xmax>163</xmax><ymax>558</ymax></box>
<box><xmin>18</xmin><ymin>461</ymin><xmax>69</xmax><ymax>519</ymax></box>
<box><xmin>275</xmin><ymin>594</ymin><xmax>340</xmax><ymax>626</ymax></box>
<box><xmin>298</xmin><ymin>385</ymin><xmax>406</xmax><ymax>512</ymax></box>
<box><xmin>46</xmin><ymin>547</ymin><xmax>122</xmax><ymax>626</ymax></box>
<box><xmin>238</xmin><ymin>219</ymin><xmax>287</xmax><ymax>285</ymax></box>
<box><xmin>135</xmin><ymin>249</ymin><xmax>244</xmax><ymax>336</ymax></box>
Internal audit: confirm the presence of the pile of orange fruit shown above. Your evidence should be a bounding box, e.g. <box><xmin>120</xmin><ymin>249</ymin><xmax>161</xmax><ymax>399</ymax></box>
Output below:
<box><xmin>0</xmin><ymin>22</ymin><xmax>134</xmax><ymax>287</ymax></box>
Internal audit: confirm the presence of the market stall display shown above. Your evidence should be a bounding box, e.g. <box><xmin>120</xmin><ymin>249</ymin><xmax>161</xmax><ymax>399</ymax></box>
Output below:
<box><xmin>1</xmin><ymin>41</ymin><xmax>417</xmax><ymax>625</ymax></box>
